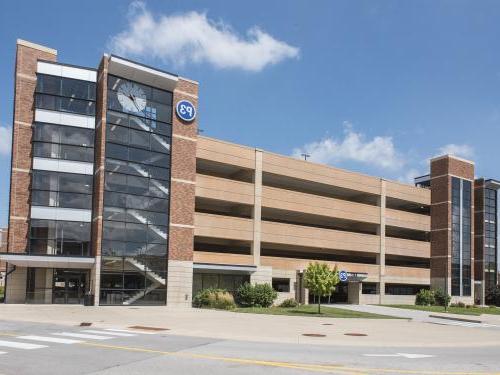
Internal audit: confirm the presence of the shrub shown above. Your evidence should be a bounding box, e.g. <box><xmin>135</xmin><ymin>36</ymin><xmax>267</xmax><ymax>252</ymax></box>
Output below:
<box><xmin>235</xmin><ymin>282</ymin><xmax>277</xmax><ymax>308</ymax></box>
<box><xmin>279</xmin><ymin>298</ymin><xmax>299</xmax><ymax>308</ymax></box>
<box><xmin>193</xmin><ymin>288</ymin><xmax>236</xmax><ymax>310</ymax></box>
<box><xmin>415</xmin><ymin>289</ymin><xmax>435</xmax><ymax>306</ymax></box>
<box><xmin>450</xmin><ymin>301</ymin><xmax>465</xmax><ymax>308</ymax></box>
<box><xmin>486</xmin><ymin>286</ymin><xmax>500</xmax><ymax>306</ymax></box>
<box><xmin>254</xmin><ymin>283</ymin><xmax>278</xmax><ymax>308</ymax></box>
<box><xmin>235</xmin><ymin>283</ymin><xmax>256</xmax><ymax>307</ymax></box>
<box><xmin>434</xmin><ymin>288</ymin><xmax>451</xmax><ymax>308</ymax></box>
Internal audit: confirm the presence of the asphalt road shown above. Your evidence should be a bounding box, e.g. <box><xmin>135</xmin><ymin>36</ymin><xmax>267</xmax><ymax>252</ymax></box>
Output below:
<box><xmin>0</xmin><ymin>320</ymin><xmax>499</xmax><ymax>375</ymax></box>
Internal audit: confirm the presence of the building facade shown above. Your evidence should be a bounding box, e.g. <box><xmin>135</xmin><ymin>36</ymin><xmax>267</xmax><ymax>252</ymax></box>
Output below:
<box><xmin>1</xmin><ymin>40</ymin><xmax>499</xmax><ymax>306</ymax></box>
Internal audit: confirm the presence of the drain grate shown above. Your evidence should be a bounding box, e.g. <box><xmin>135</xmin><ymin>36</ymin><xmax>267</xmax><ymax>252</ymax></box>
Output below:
<box><xmin>302</xmin><ymin>333</ymin><xmax>326</xmax><ymax>337</ymax></box>
<box><xmin>128</xmin><ymin>325</ymin><xmax>169</xmax><ymax>331</ymax></box>
<box><xmin>344</xmin><ymin>333</ymin><xmax>367</xmax><ymax>337</ymax></box>
<box><xmin>79</xmin><ymin>322</ymin><xmax>92</xmax><ymax>327</ymax></box>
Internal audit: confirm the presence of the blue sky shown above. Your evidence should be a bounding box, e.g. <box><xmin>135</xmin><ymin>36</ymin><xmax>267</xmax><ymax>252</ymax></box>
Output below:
<box><xmin>1</xmin><ymin>0</ymin><xmax>500</xmax><ymax>226</ymax></box>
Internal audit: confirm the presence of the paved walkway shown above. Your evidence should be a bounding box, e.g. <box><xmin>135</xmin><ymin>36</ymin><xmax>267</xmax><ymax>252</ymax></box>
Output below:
<box><xmin>0</xmin><ymin>304</ymin><xmax>499</xmax><ymax>348</ymax></box>
<box><xmin>329</xmin><ymin>304</ymin><xmax>500</xmax><ymax>327</ymax></box>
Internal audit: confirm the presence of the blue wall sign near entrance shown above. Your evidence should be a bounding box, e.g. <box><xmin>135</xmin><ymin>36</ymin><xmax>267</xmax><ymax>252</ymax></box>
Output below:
<box><xmin>339</xmin><ymin>270</ymin><xmax>348</xmax><ymax>282</ymax></box>
<box><xmin>176</xmin><ymin>99</ymin><xmax>196</xmax><ymax>122</ymax></box>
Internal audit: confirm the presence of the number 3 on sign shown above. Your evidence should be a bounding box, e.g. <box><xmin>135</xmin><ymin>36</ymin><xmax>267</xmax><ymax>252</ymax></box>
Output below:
<box><xmin>176</xmin><ymin>100</ymin><xmax>196</xmax><ymax>122</ymax></box>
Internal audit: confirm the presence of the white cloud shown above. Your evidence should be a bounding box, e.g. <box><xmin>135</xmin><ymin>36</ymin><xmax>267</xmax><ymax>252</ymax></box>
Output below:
<box><xmin>436</xmin><ymin>143</ymin><xmax>475</xmax><ymax>159</ymax></box>
<box><xmin>109</xmin><ymin>2</ymin><xmax>299</xmax><ymax>72</ymax></box>
<box><xmin>0</xmin><ymin>126</ymin><xmax>12</xmax><ymax>155</ymax></box>
<box><xmin>292</xmin><ymin>123</ymin><xmax>405</xmax><ymax>170</ymax></box>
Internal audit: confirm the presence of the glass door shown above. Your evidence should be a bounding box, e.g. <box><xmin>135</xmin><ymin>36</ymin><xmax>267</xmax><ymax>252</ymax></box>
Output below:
<box><xmin>52</xmin><ymin>270</ymin><xmax>88</xmax><ymax>304</ymax></box>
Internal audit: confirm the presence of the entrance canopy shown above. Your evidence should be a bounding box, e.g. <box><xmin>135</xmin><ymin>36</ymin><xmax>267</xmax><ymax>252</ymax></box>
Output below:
<box><xmin>0</xmin><ymin>253</ymin><xmax>95</xmax><ymax>269</ymax></box>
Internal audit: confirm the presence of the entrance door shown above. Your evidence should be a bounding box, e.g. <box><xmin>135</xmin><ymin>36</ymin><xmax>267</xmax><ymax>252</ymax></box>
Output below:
<box><xmin>52</xmin><ymin>270</ymin><xmax>87</xmax><ymax>304</ymax></box>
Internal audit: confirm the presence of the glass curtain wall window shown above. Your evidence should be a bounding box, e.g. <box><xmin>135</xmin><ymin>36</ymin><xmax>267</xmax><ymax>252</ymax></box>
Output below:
<box><xmin>35</xmin><ymin>74</ymin><xmax>96</xmax><ymax>116</ymax></box>
<box><xmin>33</xmin><ymin>123</ymin><xmax>94</xmax><ymax>163</ymax></box>
<box><xmin>31</xmin><ymin>170</ymin><xmax>93</xmax><ymax>210</ymax></box>
<box><xmin>451</xmin><ymin>177</ymin><xmax>472</xmax><ymax>297</ymax></box>
<box><xmin>484</xmin><ymin>188</ymin><xmax>497</xmax><ymax>294</ymax></box>
<box><xmin>29</xmin><ymin>219</ymin><xmax>91</xmax><ymax>256</ymax></box>
<box><xmin>100</xmin><ymin>75</ymin><xmax>173</xmax><ymax>306</ymax></box>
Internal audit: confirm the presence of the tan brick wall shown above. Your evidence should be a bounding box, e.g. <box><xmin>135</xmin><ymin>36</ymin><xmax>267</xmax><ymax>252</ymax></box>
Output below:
<box><xmin>8</xmin><ymin>42</ymin><xmax>57</xmax><ymax>254</ymax></box>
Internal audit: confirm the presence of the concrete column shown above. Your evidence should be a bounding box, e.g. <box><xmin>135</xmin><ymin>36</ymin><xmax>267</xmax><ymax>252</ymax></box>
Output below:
<box><xmin>5</xmin><ymin>266</ymin><xmax>27</xmax><ymax>303</ymax></box>
<box><xmin>252</xmin><ymin>149</ymin><xmax>263</xmax><ymax>266</ymax></box>
<box><xmin>347</xmin><ymin>282</ymin><xmax>361</xmax><ymax>304</ymax></box>
<box><xmin>250</xmin><ymin>266</ymin><xmax>272</xmax><ymax>285</ymax></box>
<box><xmin>166</xmin><ymin>260</ymin><xmax>193</xmax><ymax>308</ymax></box>
<box><xmin>378</xmin><ymin>179</ymin><xmax>386</xmax><ymax>304</ymax></box>
<box><xmin>92</xmin><ymin>255</ymin><xmax>101</xmax><ymax>305</ymax></box>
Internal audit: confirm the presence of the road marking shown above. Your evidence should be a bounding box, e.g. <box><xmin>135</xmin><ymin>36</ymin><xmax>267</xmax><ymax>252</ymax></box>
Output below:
<box><xmin>104</xmin><ymin>328</ymin><xmax>155</xmax><ymax>335</ymax></box>
<box><xmin>0</xmin><ymin>340</ymin><xmax>48</xmax><ymax>350</ymax></box>
<box><xmin>80</xmin><ymin>341</ymin><xmax>498</xmax><ymax>375</ymax></box>
<box><xmin>81</xmin><ymin>330</ymin><xmax>135</xmax><ymax>337</ymax></box>
<box><xmin>364</xmin><ymin>353</ymin><xmax>435</xmax><ymax>359</ymax></box>
<box><xmin>53</xmin><ymin>332</ymin><xmax>111</xmax><ymax>340</ymax></box>
<box><xmin>0</xmin><ymin>351</ymin><xmax>6</xmax><ymax>355</ymax></box>
<box><xmin>18</xmin><ymin>335</ymin><xmax>82</xmax><ymax>344</ymax></box>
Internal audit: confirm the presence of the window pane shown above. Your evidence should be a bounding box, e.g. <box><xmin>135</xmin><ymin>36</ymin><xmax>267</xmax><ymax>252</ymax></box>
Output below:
<box><xmin>60</xmin><ymin>126</ymin><xmax>94</xmax><ymax>147</ymax></box>
<box><xmin>58</xmin><ymin>173</ymin><xmax>93</xmax><ymax>194</ymax></box>
<box><xmin>58</xmin><ymin>192</ymin><xmax>92</xmax><ymax>209</ymax></box>
<box><xmin>107</xmin><ymin>124</ymin><xmax>129</xmax><ymax>145</ymax></box>
<box><xmin>129</xmin><ymin>129</ymin><xmax>150</xmax><ymax>149</ymax></box>
<box><xmin>34</xmin><ymin>123</ymin><xmax>60</xmax><ymax>143</ymax></box>
<box><xmin>37</xmin><ymin>74</ymin><xmax>61</xmax><ymax>96</ymax></box>
<box><xmin>61</xmin><ymin>78</ymin><xmax>92</xmax><ymax>100</ymax></box>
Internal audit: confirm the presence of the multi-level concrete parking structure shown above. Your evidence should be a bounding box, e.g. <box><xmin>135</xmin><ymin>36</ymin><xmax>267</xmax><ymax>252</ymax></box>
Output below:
<box><xmin>1</xmin><ymin>40</ymin><xmax>499</xmax><ymax>306</ymax></box>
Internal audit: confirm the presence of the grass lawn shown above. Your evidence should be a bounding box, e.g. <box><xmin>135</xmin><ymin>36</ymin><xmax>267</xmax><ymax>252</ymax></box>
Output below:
<box><xmin>233</xmin><ymin>304</ymin><xmax>398</xmax><ymax>319</ymax></box>
<box><xmin>384</xmin><ymin>304</ymin><xmax>500</xmax><ymax>316</ymax></box>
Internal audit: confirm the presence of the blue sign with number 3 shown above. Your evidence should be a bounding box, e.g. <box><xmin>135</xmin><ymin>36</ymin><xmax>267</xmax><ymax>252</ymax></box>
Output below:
<box><xmin>339</xmin><ymin>270</ymin><xmax>348</xmax><ymax>282</ymax></box>
<box><xmin>176</xmin><ymin>100</ymin><xmax>196</xmax><ymax>122</ymax></box>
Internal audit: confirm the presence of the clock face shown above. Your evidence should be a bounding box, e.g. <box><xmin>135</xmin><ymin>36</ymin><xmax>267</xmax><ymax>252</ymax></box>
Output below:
<box><xmin>117</xmin><ymin>82</ymin><xmax>147</xmax><ymax>113</ymax></box>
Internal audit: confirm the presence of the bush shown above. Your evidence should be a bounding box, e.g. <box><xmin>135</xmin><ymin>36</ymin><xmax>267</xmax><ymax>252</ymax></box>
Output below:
<box><xmin>254</xmin><ymin>283</ymin><xmax>278</xmax><ymax>308</ymax></box>
<box><xmin>486</xmin><ymin>286</ymin><xmax>500</xmax><ymax>306</ymax></box>
<box><xmin>279</xmin><ymin>298</ymin><xmax>299</xmax><ymax>308</ymax></box>
<box><xmin>235</xmin><ymin>282</ymin><xmax>277</xmax><ymax>308</ymax></box>
<box><xmin>415</xmin><ymin>289</ymin><xmax>435</xmax><ymax>306</ymax></box>
<box><xmin>434</xmin><ymin>289</ymin><xmax>451</xmax><ymax>308</ymax></box>
<box><xmin>193</xmin><ymin>288</ymin><xmax>236</xmax><ymax>310</ymax></box>
<box><xmin>450</xmin><ymin>301</ymin><xmax>466</xmax><ymax>308</ymax></box>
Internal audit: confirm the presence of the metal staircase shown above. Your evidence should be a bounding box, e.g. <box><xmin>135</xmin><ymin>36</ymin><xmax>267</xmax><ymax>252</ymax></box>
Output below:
<box><xmin>122</xmin><ymin>257</ymin><xmax>166</xmax><ymax>305</ymax></box>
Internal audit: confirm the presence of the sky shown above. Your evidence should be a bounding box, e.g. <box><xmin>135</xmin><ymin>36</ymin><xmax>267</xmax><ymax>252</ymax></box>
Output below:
<box><xmin>1</xmin><ymin>0</ymin><xmax>500</xmax><ymax>227</ymax></box>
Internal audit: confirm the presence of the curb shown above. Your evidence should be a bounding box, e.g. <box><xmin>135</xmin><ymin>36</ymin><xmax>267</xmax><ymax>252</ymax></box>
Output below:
<box><xmin>428</xmin><ymin>314</ymin><xmax>482</xmax><ymax>324</ymax></box>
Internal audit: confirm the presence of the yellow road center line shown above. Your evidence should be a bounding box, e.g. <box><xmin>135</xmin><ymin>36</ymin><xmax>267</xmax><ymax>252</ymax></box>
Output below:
<box><xmin>79</xmin><ymin>341</ymin><xmax>499</xmax><ymax>375</ymax></box>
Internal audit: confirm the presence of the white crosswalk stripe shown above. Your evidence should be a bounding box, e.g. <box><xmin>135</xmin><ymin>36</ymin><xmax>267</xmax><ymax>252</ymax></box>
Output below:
<box><xmin>53</xmin><ymin>332</ymin><xmax>112</xmax><ymax>340</ymax></box>
<box><xmin>81</xmin><ymin>330</ymin><xmax>135</xmax><ymax>337</ymax></box>
<box><xmin>0</xmin><ymin>351</ymin><xmax>6</xmax><ymax>355</ymax></box>
<box><xmin>0</xmin><ymin>340</ymin><xmax>48</xmax><ymax>350</ymax></box>
<box><xmin>104</xmin><ymin>328</ymin><xmax>156</xmax><ymax>335</ymax></box>
<box><xmin>18</xmin><ymin>335</ymin><xmax>82</xmax><ymax>344</ymax></box>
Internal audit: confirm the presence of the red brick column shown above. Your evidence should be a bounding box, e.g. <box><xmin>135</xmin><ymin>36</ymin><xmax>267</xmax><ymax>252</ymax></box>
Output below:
<box><xmin>430</xmin><ymin>155</ymin><xmax>474</xmax><ymax>303</ymax></box>
<box><xmin>7</xmin><ymin>41</ymin><xmax>57</xmax><ymax>254</ymax></box>
<box><xmin>167</xmin><ymin>78</ymin><xmax>198</xmax><ymax>306</ymax></box>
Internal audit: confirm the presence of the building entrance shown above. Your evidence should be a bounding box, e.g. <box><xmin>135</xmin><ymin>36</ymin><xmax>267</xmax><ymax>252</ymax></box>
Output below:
<box><xmin>53</xmin><ymin>270</ymin><xmax>88</xmax><ymax>304</ymax></box>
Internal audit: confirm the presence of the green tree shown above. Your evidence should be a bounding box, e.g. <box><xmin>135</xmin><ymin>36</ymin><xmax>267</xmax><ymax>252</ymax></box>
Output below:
<box><xmin>303</xmin><ymin>262</ymin><xmax>339</xmax><ymax>314</ymax></box>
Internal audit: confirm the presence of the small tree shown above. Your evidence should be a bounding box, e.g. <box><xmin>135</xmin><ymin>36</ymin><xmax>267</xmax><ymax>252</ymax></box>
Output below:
<box><xmin>434</xmin><ymin>289</ymin><xmax>451</xmax><ymax>311</ymax></box>
<box><xmin>303</xmin><ymin>262</ymin><xmax>339</xmax><ymax>314</ymax></box>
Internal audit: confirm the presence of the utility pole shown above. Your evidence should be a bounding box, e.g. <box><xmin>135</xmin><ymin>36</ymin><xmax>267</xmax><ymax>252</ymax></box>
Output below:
<box><xmin>301</xmin><ymin>153</ymin><xmax>310</xmax><ymax>161</ymax></box>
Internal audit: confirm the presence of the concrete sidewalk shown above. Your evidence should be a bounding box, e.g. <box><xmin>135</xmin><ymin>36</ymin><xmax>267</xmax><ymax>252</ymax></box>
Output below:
<box><xmin>1</xmin><ymin>304</ymin><xmax>499</xmax><ymax>348</ymax></box>
<box><xmin>330</xmin><ymin>304</ymin><xmax>500</xmax><ymax>324</ymax></box>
